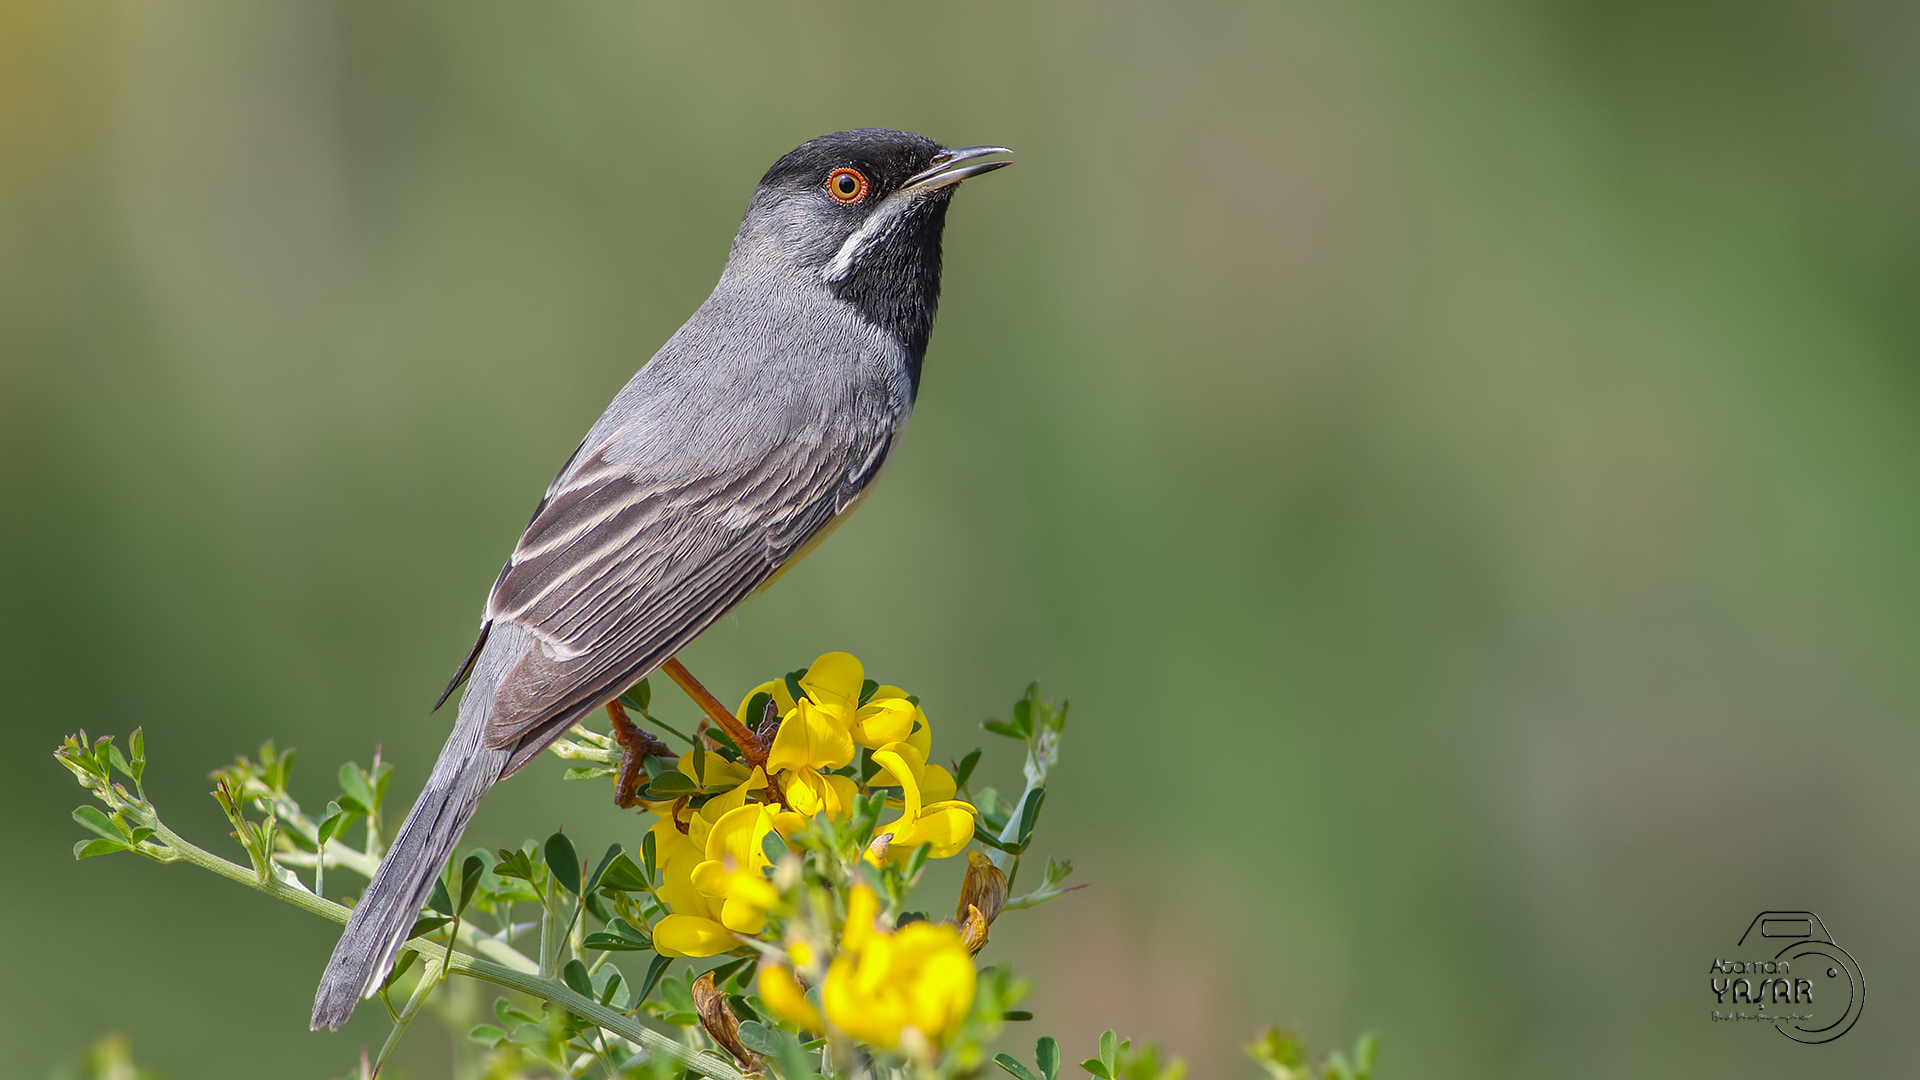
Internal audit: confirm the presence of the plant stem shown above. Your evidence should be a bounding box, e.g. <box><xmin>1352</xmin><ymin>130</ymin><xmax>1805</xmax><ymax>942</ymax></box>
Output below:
<box><xmin>142</xmin><ymin>819</ymin><xmax>748</xmax><ymax>1080</ymax></box>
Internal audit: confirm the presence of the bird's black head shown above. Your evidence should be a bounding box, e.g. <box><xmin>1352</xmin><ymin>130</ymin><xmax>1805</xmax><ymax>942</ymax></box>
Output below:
<box><xmin>730</xmin><ymin>129</ymin><xmax>1012</xmax><ymax>370</ymax></box>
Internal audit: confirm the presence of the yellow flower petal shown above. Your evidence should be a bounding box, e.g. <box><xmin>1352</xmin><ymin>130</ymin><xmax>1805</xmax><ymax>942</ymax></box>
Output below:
<box><xmin>736</xmin><ymin>679</ymin><xmax>796</xmax><ymax>723</ymax></box>
<box><xmin>652</xmin><ymin>819</ymin><xmax>710</xmax><ymax>917</ymax></box>
<box><xmin>919</xmin><ymin>764</ymin><xmax>957</xmax><ymax>806</ymax></box>
<box><xmin>704</xmin><ymin>802</ymin><xmax>776</xmax><ymax>869</ymax></box>
<box><xmin>677</xmin><ymin>749</ymin><xmax>752</xmax><ymax>790</ymax></box>
<box><xmin>850</xmin><ymin>698</ymin><xmax>916</xmax><ymax>748</ymax></box>
<box><xmin>901</xmin><ymin>925</ymin><xmax>976</xmax><ymax>1038</ymax></box>
<box><xmin>800</xmin><ymin>652</ymin><xmax>865</xmax><ymax>710</ymax></box>
<box><xmin>782</xmin><ymin>769</ymin><xmax>861</xmax><ymax>820</ymax></box>
<box><xmin>843</xmin><ymin>884</ymin><xmax>881</xmax><ymax>955</ymax></box>
<box><xmin>757</xmin><ymin>964</ymin><xmax>822</xmax><ymax>1031</ymax></box>
<box><xmin>767</xmin><ymin>699</ymin><xmax>855</xmax><ymax>772</ymax></box>
<box><xmin>690</xmin><ymin>859</ymin><xmax>730</xmax><ymax>898</ymax></box>
<box><xmin>653</xmin><ymin>914</ymin><xmax>736</xmax><ymax>957</ymax></box>
<box><xmin>906</xmin><ymin>709</ymin><xmax>932</xmax><ymax>759</ymax></box>
<box><xmin>870</xmin><ymin>747</ymin><xmax>924</xmax><ymax>819</ymax></box>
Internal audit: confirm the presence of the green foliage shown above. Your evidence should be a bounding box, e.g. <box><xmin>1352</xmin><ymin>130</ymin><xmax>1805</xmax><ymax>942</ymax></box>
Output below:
<box><xmin>47</xmin><ymin>1033</ymin><xmax>159</xmax><ymax>1080</ymax></box>
<box><xmin>1247</xmin><ymin>1027</ymin><xmax>1378</xmax><ymax>1080</ymax></box>
<box><xmin>55</xmin><ymin>667</ymin><xmax>1377</xmax><ymax>1080</ymax></box>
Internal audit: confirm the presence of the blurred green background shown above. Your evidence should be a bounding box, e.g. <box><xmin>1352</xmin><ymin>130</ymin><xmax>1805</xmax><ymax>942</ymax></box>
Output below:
<box><xmin>4</xmin><ymin>1</ymin><xmax>1917</xmax><ymax>1076</ymax></box>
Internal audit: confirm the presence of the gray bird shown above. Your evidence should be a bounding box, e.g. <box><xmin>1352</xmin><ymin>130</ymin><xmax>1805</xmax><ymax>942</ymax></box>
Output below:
<box><xmin>311</xmin><ymin>129</ymin><xmax>1010</xmax><ymax>1030</ymax></box>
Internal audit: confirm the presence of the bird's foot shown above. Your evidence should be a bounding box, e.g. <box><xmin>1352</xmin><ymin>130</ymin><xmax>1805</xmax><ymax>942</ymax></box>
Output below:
<box><xmin>606</xmin><ymin>699</ymin><xmax>670</xmax><ymax>808</ymax></box>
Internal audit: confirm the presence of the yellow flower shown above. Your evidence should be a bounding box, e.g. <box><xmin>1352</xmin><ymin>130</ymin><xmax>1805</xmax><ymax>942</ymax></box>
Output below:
<box><xmin>740</xmin><ymin>652</ymin><xmax>927</xmax><ymax>752</ymax></box>
<box><xmin>842</xmin><ymin>882</ymin><xmax>882</xmax><ymax>955</ymax></box>
<box><xmin>690</xmin><ymin>803</ymin><xmax>787</xmax><ymax>933</ymax></box>
<box><xmin>757</xmin><ymin>964</ymin><xmax>823</xmax><ymax>1032</ymax></box>
<box><xmin>652</xmin><ymin>770</ymin><xmax>803</xmax><ymax>956</ymax></box>
<box><xmin>783</xmin><ymin>767</ymin><xmax>861</xmax><ymax>819</ymax></box>
<box><xmin>821</xmin><ymin>918</ymin><xmax>976</xmax><ymax>1049</ymax></box>
<box><xmin>866</xmin><ymin>742</ymin><xmax>975</xmax><ymax>864</ymax></box>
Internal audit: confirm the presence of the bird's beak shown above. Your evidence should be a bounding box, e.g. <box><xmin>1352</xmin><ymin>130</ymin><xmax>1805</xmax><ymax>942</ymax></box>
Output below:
<box><xmin>898</xmin><ymin>145</ymin><xmax>1014</xmax><ymax>195</ymax></box>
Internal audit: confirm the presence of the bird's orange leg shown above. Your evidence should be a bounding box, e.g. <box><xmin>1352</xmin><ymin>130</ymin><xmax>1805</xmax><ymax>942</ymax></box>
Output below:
<box><xmin>662</xmin><ymin>657</ymin><xmax>769</xmax><ymax>768</ymax></box>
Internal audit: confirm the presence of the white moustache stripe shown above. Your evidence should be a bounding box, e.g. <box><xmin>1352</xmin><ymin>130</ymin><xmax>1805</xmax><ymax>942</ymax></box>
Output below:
<box><xmin>823</xmin><ymin>194</ymin><xmax>915</xmax><ymax>283</ymax></box>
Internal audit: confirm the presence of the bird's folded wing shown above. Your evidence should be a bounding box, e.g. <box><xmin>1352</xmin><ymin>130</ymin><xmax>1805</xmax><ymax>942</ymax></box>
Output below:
<box><xmin>473</xmin><ymin>407</ymin><xmax>887</xmax><ymax>760</ymax></box>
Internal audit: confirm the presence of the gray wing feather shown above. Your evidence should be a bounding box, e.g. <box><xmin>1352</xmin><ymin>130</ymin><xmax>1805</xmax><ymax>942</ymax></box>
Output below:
<box><xmin>475</xmin><ymin>360</ymin><xmax>897</xmax><ymax>755</ymax></box>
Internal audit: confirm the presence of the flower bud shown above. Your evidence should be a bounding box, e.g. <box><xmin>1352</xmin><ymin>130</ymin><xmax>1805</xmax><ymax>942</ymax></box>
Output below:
<box><xmin>691</xmin><ymin>971</ymin><xmax>754</xmax><ymax>1069</ymax></box>
<box><xmin>954</xmin><ymin>851</ymin><xmax>1008</xmax><ymax>927</ymax></box>
<box><xmin>959</xmin><ymin>903</ymin><xmax>991</xmax><ymax>954</ymax></box>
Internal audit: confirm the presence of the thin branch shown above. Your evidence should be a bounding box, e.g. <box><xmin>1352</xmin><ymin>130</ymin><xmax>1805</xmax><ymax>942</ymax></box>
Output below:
<box><xmin>142</xmin><ymin>819</ymin><xmax>748</xmax><ymax>1080</ymax></box>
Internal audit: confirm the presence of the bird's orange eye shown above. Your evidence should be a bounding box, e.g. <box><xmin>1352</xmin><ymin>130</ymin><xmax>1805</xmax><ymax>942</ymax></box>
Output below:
<box><xmin>826</xmin><ymin>167</ymin><xmax>868</xmax><ymax>204</ymax></box>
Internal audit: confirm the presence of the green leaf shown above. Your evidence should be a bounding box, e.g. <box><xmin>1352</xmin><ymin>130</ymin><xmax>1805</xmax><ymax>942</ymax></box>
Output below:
<box><xmin>468</xmin><ymin>1024</ymin><xmax>507</xmax><ymax>1046</ymax></box>
<box><xmin>315</xmin><ymin>802</ymin><xmax>349</xmax><ymax>846</ymax></box>
<box><xmin>954</xmin><ymin>748</ymin><xmax>983</xmax><ymax>791</ymax></box>
<box><xmin>972</xmin><ymin>825</ymin><xmax>1022</xmax><ymax>854</ymax></box>
<box><xmin>705</xmin><ymin>724</ymin><xmax>742</xmax><ymax>756</ymax></box>
<box><xmin>761</xmin><ymin>829</ymin><xmax>789</xmax><ymax>866</ymax></box>
<box><xmin>904</xmin><ymin>841</ymin><xmax>934</xmax><ymax>879</ymax></box>
<box><xmin>382</xmin><ymin>945</ymin><xmax>420</xmax><ymax>991</ymax></box>
<box><xmin>585</xmin><ymin>842</ymin><xmax>622</xmax><ymax>893</ymax></box>
<box><xmin>427</xmin><ymin>875</ymin><xmax>454</xmax><ymax>916</ymax></box>
<box><xmin>1017</xmin><ymin>787</ymin><xmax>1047</xmax><ymax>844</ymax></box>
<box><xmin>625</xmin><ymin>677</ymin><xmax>652</xmax><ymax>712</ymax></box>
<box><xmin>596</xmin><ymin>966</ymin><xmax>627</xmax><ymax>1008</ymax></box>
<box><xmin>1100</xmin><ymin>1030</ymin><xmax>1119</xmax><ymax>1075</ymax></box>
<box><xmin>641</xmin><ymin>771</ymin><xmax>699</xmax><ymax>801</ymax></box>
<box><xmin>582</xmin><ymin>917</ymin><xmax>652</xmax><ymax>952</ymax></box>
<box><xmin>742</xmin><ymin>691</ymin><xmax>773</xmax><ymax>731</ymax></box>
<box><xmin>737</xmin><ymin>1020</ymin><xmax>782</xmax><ymax>1057</ymax></box>
<box><xmin>858</xmin><ymin>678</ymin><xmax>879</xmax><ymax>706</ymax></box>
<box><xmin>636</xmin><ymin>954</ymin><xmax>673</xmax><ymax>1006</ymax></box>
<box><xmin>564</xmin><ymin>765</ymin><xmax>618</xmax><ymax>782</ymax></box>
<box><xmin>494</xmin><ymin>847</ymin><xmax>537</xmax><ymax>883</ymax></box>
<box><xmin>495</xmin><ymin>997</ymin><xmax>538</xmax><ymax>1027</ymax></box>
<box><xmin>706</xmin><ymin>956</ymin><xmax>750</xmax><ymax>989</ymax></box>
<box><xmin>407</xmin><ymin>914</ymin><xmax>451</xmax><ymax>939</ymax></box>
<box><xmin>596</xmin><ymin>851</ymin><xmax>651</xmax><ymax>894</ymax></box>
<box><xmin>659</xmin><ymin>974</ymin><xmax>696</xmax><ymax>1013</ymax></box>
<box><xmin>642</xmin><ymin>830</ymin><xmax>658</xmax><ymax>882</ymax></box>
<box><xmin>74</xmin><ymin>838</ymin><xmax>126</xmax><ymax>860</ymax></box>
<box><xmin>106</xmin><ymin>743</ymin><xmax>134</xmax><ymax>782</ymax></box>
<box><xmin>561</xmin><ymin>958</ymin><xmax>593</xmax><ymax>997</ymax></box>
<box><xmin>1037</xmin><ymin>1036</ymin><xmax>1061</xmax><ymax>1080</ymax></box>
<box><xmin>458</xmin><ymin>854</ymin><xmax>485</xmax><ymax>913</ymax></box>
<box><xmin>337</xmin><ymin>763</ymin><xmax>374</xmax><ymax>814</ymax></box>
<box><xmin>72</xmin><ymin>805</ymin><xmax>125</xmax><ymax>844</ymax></box>
<box><xmin>545</xmin><ymin>832</ymin><xmax>581</xmax><ymax>895</ymax></box>
<box><xmin>994</xmin><ymin>1054</ymin><xmax>1042</xmax><ymax>1080</ymax></box>
<box><xmin>381</xmin><ymin>948</ymin><xmax>420</xmax><ymax>992</ymax></box>
<box><xmin>371</xmin><ymin>759</ymin><xmax>393</xmax><ymax>810</ymax></box>
<box><xmin>1079</xmin><ymin>1061</ymin><xmax>1110</xmax><ymax>1080</ymax></box>
<box><xmin>1004</xmin><ymin>1010</ymin><xmax>1034</xmax><ymax>1021</ymax></box>
<box><xmin>983</xmin><ymin>720</ymin><xmax>1025</xmax><ymax>740</ymax></box>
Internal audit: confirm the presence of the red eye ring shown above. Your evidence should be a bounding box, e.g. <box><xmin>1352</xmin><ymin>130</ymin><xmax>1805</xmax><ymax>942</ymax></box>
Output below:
<box><xmin>826</xmin><ymin>167</ymin><xmax>869</xmax><ymax>204</ymax></box>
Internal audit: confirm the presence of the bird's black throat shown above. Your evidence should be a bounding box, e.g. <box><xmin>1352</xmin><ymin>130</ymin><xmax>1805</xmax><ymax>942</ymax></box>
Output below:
<box><xmin>828</xmin><ymin>195</ymin><xmax>950</xmax><ymax>398</ymax></box>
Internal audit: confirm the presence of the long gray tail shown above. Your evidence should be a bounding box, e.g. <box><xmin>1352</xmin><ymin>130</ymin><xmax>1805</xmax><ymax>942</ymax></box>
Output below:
<box><xmin>310</xmin><ymin>648</ymin><xmax>514</xmax><ymax>1030</ymax></box>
